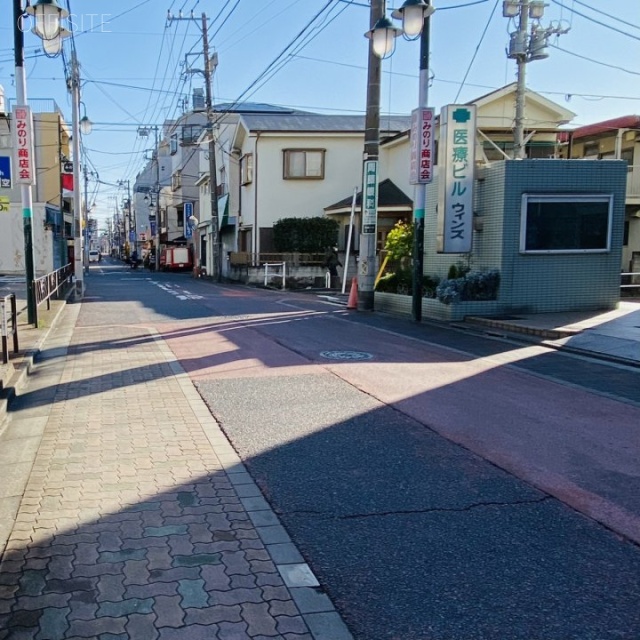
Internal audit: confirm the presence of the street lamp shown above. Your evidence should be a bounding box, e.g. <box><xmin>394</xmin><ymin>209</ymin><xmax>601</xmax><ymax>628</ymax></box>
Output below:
<box><xmin>367</xmin><ymin>0</ymin><xmax>434</xmax><ymax>321</ymax></box>
<box><xmin>80</xmin><ymin>103</ymin><xmax>92</xmax><ymax>135</ymax></box>
<box><xmin>12</xmin><ymin>0</ymin><xmax>70</xmax><ymax>326</ymax></box>
<box><xmin>365</xmin><ymin>15</ymin><xmax>401</xmax><ymax>58</ymax></box>
<box><xmin>392</xmin><ymin>0</ymin><xmax>434</xmax><ymax>38</ymax></box>
<box><xmin>26</xmin><ymin>0</ymin><xmax>68</xmax><ymax>41</ymax></box>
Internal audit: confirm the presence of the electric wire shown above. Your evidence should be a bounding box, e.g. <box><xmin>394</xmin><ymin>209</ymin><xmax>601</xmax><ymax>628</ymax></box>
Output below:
<box><xmin>550</xmin><ymin>44</ymin><xmax>640</xmax><ymax>78</ymax></box>
<box><xmin>550</xmin><ymin>0</ymin><xmax>640</xmax><ymax>42</ymax></box>
<box><xmin>569</xmin><ymin>0</ymin><xmax>640</xmax><ymax>32</ymax></box>
<box><xmin>453</xmin><ymin>0</ymin><xmax>500</xmax><ymax>102</ymax></box>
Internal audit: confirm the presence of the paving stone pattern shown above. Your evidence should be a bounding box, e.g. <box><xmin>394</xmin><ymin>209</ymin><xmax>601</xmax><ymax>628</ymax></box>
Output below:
<box><xmin>0</xmin><ymin>325</ymin><xmax>321</xmax><ymax>640</ymax></box>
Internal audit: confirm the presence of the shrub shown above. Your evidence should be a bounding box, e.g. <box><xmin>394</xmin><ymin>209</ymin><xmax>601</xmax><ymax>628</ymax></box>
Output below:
<box><xmin>273</xmin><ymin>217</ymin><xmax>339</xmax><ymax>253</ymax></box>
<box><xmin>436</xmin><ymin>269</ymin><xmax>500</xmax><ymax>305</ymax></box>
<box><xmin>447</xmin><ymin>262</ymin><xmax>470</xmax><ymax>280</ymax></box>
<box><xmin>376</xmin><ymin>270</ymin><xmax>440</xmax><ymax>297</ymax></box>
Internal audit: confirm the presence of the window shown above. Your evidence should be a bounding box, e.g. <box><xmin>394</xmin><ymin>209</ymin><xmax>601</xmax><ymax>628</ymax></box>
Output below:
<box><xmin>177</xmin><ymin>208</ymin><xmax>184</xmax><ymax>228</ymax></box>
<box><xmin>170</xmin><ymin>133</ymin><xmax>178</xmax><ymax>155</ymax></box>
<box><xmin>624</xmin><ymin>220</ymin><xmax>630</xmax><ymax>247</ymax></box>
<box><xmin>520</xmin><ymin>194</ymin><xmax>613</xmax><ymax>254</ymax></box>
<box><xmin>283</xmin><ymin>149</ymin><xmax>325</xmax><ymax>179</ymax></box>
<box><xmin>172</xmin><ymin>171</ymin><xmax>182</xmax><ymax>191</ymax></box>
<box><xmin>621</xmin><ymin>149</ymin><xmax>634</xmax><ymax>171</ymax></box>
<box><xmin>583</xmin><ymin>141</ymin><xmax>599</xmax><ymax>158</ymax></box>
<box><xmin>482</xmin><ymin>141</ymin><xmax>556</xmax><ymax>161</ymax></box>
<box><xmin>181</xmin><ymin>125</ymin><xmax>203</xmax><ymax>144</ymax></box>
<box><xmin>240</xmin><ymin>153</ymin><xmax>253</xmax><ymax>185</ymax></box>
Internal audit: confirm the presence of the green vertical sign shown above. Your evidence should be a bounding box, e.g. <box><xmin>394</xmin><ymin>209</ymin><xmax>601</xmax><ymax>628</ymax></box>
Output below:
<box><xmin>362</xmin><ymin>160</ymin><xmax>378</xmax><ymax>235</ymax></box>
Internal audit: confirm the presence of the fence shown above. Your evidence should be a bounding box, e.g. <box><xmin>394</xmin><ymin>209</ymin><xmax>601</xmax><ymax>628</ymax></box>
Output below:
<box><xmin>229</xmin><ymin>252</ymin><xmax>325</xmax><ymax>267</ymax></box>
<box><xmin>1</xmin><ymin>294</ymin><xmax>19</xmax><ymax>365</ymax></box>
<box><xmin>621</xmin><ymin>272</ymin><xmax>640</xmax><ymax>295</ymax></box>
<box><xmin>34</xmin><ymin>263</ymin><xmax>73</xmax><ymax>311</ymax></box>
<box><xmin>264</xmin><ymin>262</ymin><xmax>287</xmax><ymax>290</ymax></box>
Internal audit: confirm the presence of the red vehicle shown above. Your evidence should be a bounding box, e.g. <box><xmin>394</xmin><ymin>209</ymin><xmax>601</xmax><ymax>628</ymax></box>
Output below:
<box><xmin>159</xmin><ymin>246</ymin><xmax>193</xmax><ymax>271</ymax></box>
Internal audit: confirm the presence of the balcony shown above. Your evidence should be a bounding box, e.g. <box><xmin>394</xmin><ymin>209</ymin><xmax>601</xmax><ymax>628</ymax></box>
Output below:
<box><xmin>627</xmin><ymin>165</ymin><xmax>640</xmax><ymax>201</ymax></box>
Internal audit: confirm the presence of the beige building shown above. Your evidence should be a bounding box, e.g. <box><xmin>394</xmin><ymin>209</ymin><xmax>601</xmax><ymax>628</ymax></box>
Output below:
<box><xmin>193</xmin><ymin>85</ymin><xmax>577</xmax><ymax>278</ymax></box>
<box><xmin>0</xmin><ymin>89</ymin><xmax>71</xmax><ymax>275</ymax></box>
<box><xmin>564</xmin><ymin>115</ymin><xmax>640</xmax><ymax>272</ymax></box>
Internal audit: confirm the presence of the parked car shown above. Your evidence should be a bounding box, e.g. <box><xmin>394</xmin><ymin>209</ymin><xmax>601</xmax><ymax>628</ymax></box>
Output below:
<box><xmin>88</xmin><ymin>249</ymin><xmax>100</xmax><ymax>263</ymax></box>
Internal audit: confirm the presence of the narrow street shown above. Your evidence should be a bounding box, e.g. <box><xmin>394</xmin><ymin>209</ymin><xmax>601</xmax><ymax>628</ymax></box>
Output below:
<box><xmin>1</xmin><ymin>259</ymin><xmax>639</xmax><ymax>639</ymax></box>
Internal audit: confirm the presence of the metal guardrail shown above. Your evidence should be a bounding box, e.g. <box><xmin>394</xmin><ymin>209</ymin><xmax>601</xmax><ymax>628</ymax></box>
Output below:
<box><xmin>264</xmin><ymin>262</ymin><xmax>287</xmax><ymax>290</ymax></box>
<box><xmin>34</xmin><ymin>263</ymin><xmax>73</xmax><ymax>311</ymax></box>
<box><xmin>1</xmin><ymin>294</ymin><xmax>19</xmax><ymax>365</ymax></box>
<box><xmin>621</xmin><ymin>272</ymin><xmax>640</xmax><ymax>291</ymax></box>
<box><xmin>229</xmin><ymin>252</ymin><xmax>325</xmax><ymax>267</ymax></box>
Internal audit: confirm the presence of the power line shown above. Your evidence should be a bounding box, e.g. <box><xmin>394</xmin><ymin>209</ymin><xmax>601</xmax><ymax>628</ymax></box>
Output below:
<box><xmin>569</xmin><ymin>0</ymin><xmax>640</xmax><ymax>32</ymax></box>
<box><xmin>72</xmin><ymin>0</ymin><xmax>155</xmax><ymax>37</ymax></box>
<box><xmin>550</xmin><ymin>0</ymin><xmax>640</xmax><ymax>42</ymax></box>
<box><xmin>214</xmin><ymin>0</ymin><xmax>337</xmax><ymax>118</ymax></box>
<box><xmin>551</xmin><ymin>44</ymin><xmax>640</xmax><ymax>78</ymax></box>
<box><xmin>454</xmin><ymin>0</ymin><xmax>500</xmax><ymax>102</ymax></box>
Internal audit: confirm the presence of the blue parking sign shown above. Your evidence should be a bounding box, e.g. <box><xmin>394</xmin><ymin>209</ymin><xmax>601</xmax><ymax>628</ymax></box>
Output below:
<box><xmin>0</xmin><ymin>157</ymin><xmax>11</xmax><ymax>188</ymax></box>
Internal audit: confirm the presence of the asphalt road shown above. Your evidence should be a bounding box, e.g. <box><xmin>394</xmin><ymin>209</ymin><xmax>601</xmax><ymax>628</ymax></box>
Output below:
<box><xmin>73</xmin><ymin>259</ymin><xmax>640</xmax><ymax>639</ymax></box>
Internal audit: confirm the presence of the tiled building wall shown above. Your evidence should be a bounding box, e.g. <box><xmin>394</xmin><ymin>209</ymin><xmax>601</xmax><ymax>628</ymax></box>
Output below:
<box><xmin>422</xmin><ymin>166</ymin><xmax>505</xmax><ymax>279</ymax></box>
<box><xmin>499</xmin><ymin>160</ymin><xmax>626</xmax><ymax>312</ymax></box>
<box><xmin>419</xmin><ymin>160</ymin><xmax>626</xmax><ymax>314</ymax></box>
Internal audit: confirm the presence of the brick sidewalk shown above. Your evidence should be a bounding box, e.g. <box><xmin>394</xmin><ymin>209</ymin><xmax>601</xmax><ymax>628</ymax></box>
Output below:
<box><xmin>0</xmin><ymin>308</ymin><xmax>351</xmax><ymax>639</ymax></box>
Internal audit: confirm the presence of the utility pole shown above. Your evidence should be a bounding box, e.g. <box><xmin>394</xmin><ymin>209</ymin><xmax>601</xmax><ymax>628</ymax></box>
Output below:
<box><xmin>411</xmin><ymin>5</ymin><xmax>432</xmax><ymax>322</ymax></box>
<box><xmin>505</xmin><ymin>0</ymin><xmax>568</xmax><ymax>160</ymax></box>
<box><xmin>153</xmin><ymin>126</ymin><xmax>160</xmax><ymax>271</ymax></box>
<box><xmin>83</xmin><ymin>161</ymin><xmax>89</xmax><ymax>273</ymax></box>
<box><xmin>69</xmin><ymin>49</ymin><xmax>83</xmax><ymax>297</ymax></box>
<box><xmin>201</xmin><ymin>13</ymin><xmax>221</xmax><ymax>281</ymax></box>
<box><xmin>513</xmin><ymin>0</ymin><xmax>529</xmax><ymax>160</ymax></box>
<box><xmin>359</xmin><ymin>0</ymin><xmax>384</xmax><ymax>311</ymax></box>
<box><xmin>167</xmin><ymin>10</ymin><xmax>220</xmax><ymax>280</ymax></box>
<box><xmin>13</xmin><ymin>0</ymin><xmax>37</xmax><ymax>326</ymax></box>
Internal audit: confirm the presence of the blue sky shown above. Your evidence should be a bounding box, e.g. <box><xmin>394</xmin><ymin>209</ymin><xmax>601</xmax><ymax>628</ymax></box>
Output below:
<box><xmin>1</xmin><ymin>0</ymin><xmax>639</xmax><ymax>227</ymax></box>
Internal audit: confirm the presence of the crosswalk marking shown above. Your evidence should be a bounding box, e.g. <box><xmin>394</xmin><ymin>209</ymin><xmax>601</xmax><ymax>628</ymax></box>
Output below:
<box><xmin>151</xmin><ymin>281</ymin><xmax>203</xmax><ymax>300</ymax></box>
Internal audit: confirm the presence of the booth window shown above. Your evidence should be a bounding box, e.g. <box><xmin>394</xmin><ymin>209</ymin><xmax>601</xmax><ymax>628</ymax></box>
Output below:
<box><xmin>520</xmin><ymin>194</ymin><xmax>613</xmax><ymax>254</ymax></box>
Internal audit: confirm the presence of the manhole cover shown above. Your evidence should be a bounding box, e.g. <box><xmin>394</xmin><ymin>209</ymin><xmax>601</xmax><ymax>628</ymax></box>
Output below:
<box><xmin>319</xmin><ymin>350</ymin><xmax>373</xmax><ymax>361</ymax></box>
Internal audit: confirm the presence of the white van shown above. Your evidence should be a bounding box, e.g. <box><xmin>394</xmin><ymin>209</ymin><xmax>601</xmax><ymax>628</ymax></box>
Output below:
<box><xmin>88</xmin><ymin>250</ymin><xmax>100</xmax><ymax>263</ymax></box>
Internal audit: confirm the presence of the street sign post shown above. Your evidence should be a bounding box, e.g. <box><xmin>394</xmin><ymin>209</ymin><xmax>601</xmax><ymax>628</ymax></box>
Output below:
<box><xmin>184</xmin><ymin>202</ymin><xmax>193</xmax><ymax>239</ymax></box>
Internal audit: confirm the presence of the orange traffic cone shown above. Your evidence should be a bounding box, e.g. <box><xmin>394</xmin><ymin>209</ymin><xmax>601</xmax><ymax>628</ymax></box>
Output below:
<box><xmin>347</xmin><ymin>277</ymin><xmax>358</xmax><ymax>310</ymax></box>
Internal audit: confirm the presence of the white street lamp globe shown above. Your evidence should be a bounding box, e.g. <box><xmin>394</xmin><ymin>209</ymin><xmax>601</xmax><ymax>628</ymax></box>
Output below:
<box><xmin>392</xmin><ymin>0</ymin><xmax>435</xmax><ymax>39</ymax></box>
<box><xmin>188</xmin><ymin>215</ymin><xmax>199</xmax><ymax>227</ymax></box>
<box><xmin>38</xmin><ymin>26</ymin><xmax>70</xmax><ymax>56</ymax></box>
<box><xmin>402</xmin><ymin>6</ymin><xmax>426</xmax><ymax>37</ymax></box>
<box><xmin>365</xmin><ymin>16</ymin><xmax>401</xmax><ymax>59</ymax></box>
<box><xmin>80</xmin><ymin>116</ymin><xmax>92</xmax><ymax>135</ymax></box>
<box><xmin>42</xmin><ymin>33</ymin><xmax>62</xmax><ymax>55</ymax></box>
<box><xmin>27</xmin><ymin>0</ymin><xmax>69</xmax><ymax>41</ymax></box>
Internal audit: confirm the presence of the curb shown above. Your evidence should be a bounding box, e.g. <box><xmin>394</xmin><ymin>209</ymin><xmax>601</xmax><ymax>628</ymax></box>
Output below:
<box><xmin>463</xmin><ymin>315</ymin><xmax>579</xmax><ymax>340</ymax></box>
<box><xmin>152</xmin><ymin>331</ymin><xmax>355</xmax><ymax>640</ymax></box>
<box><xmin>454</xmin><ymin>320</ymin><xmax>640</xmax><ymax>370</ymax></box>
